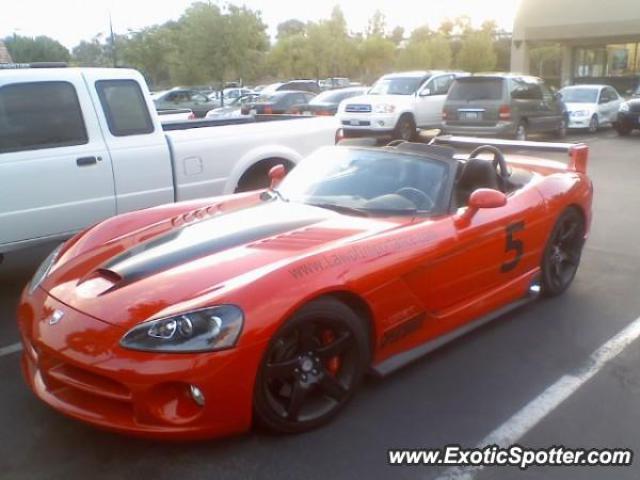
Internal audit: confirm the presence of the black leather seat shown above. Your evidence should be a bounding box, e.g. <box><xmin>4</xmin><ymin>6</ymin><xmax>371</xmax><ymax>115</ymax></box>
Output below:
<box><xmin>455</xmin><ymin>159</ymin><xmax>501</xmax><ymax>207</ymax></box>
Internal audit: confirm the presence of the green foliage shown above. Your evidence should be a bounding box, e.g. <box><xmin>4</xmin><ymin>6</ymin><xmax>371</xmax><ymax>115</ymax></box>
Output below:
<box><xmin>4</xmin><ymin>35</ymin><xmax>70</xmax><ymax>63</ymax></box>
<box><xmin>456</xmin><ymin>31</ymin><xmax>497</xmax><ymax>73</ymax></box>
<box><xmin>277</xmin><ymin>19</ymin><xmax>306</xmax><ymax>40</ymax></box>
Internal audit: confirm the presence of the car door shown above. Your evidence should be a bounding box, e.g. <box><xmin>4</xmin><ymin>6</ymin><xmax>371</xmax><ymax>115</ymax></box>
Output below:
<box><xmin>415</xmin><ymin>75</ymin><xmax>454</xmax><ymax>127</ymax></box>
<box><xmin>539</xmin><ymin>82</ymin><xmax>563</xmax><ymax>131</ymax></box>
<box><xmin>601</xmin><ymin>87</ymin><xmax>621</xmax><ymax>124</ymax></box>
<box><xmin>0</xmin><ymin>77</ymin><xmax>115</xmax><ymax>251</ymax></box>
<box><xmin>420</xmin><ymin>184</ymin><xmax>547</xmax><ymax>319</ymax></box>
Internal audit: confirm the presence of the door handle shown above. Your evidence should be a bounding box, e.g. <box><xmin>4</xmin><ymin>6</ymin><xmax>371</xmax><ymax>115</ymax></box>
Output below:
<box><xmin>76</xmin><ymin>156</ymin><xmax>99</xmax><ymax>166</ymax></box>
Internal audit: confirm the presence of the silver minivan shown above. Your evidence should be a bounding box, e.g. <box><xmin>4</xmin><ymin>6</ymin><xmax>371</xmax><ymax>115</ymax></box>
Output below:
<box><xmin>442</xmin><ymin>74</ymin><xmax>567</xmax><ymax>140</ymax></box>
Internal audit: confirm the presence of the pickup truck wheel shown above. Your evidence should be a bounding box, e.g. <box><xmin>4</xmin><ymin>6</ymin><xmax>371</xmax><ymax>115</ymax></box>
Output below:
<box><xmin>394</xmin><ymin>115</ymin><xmax>416</xmax><ymax>141</ymax></box>
<box><xmin>236</xmin><ymin>159</ymin><xmax>293</xmax><ymax>193</ymax></box>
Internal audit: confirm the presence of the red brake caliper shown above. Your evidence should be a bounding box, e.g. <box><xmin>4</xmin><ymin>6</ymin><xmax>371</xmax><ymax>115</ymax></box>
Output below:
<box><xmin>321</xmin><ymin>329</ymin><xmax>340</xmax><ymax>375</ymax></box>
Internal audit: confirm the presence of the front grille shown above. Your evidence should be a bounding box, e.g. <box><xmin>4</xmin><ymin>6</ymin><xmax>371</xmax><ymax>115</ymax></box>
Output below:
<box><xmin>345</xmin><ymin>104</ymin><xmax>372</xmax><ymax>113</ymax></box>
<box><xmin>342</xmin><ymin>120</ymin><xmax>371</xmax><ymax>127</ymax></box>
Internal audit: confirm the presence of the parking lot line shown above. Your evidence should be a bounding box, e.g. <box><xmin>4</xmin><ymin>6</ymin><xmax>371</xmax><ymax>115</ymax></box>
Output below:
<box><xmin>0</xmin><ymin>342</ymin><xmax>23</xmax><ymax>357</ymax></box>
<box><xmin>435</xmin><ymin>314</ymin><xmax>640</xmax><ymax>480</ymax></box>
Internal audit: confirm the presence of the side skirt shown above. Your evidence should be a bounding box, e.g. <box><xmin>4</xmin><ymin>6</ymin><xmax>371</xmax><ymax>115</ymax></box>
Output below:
<box><xmin>370</xmin><ymin>279</ymin><xmax>541</xmax><ymax>377</ymax></box>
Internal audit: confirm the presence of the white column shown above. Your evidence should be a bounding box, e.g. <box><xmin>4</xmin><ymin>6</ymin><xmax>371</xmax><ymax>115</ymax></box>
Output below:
<box><xmin>560</xmin><ymin>45</ymin><xmax>573</xmax><ymax>86</ymax></box>
<box><xmin>511</xmin><ymin>40</ymin><xmax>530</xmax><ymax>74</ymax></box>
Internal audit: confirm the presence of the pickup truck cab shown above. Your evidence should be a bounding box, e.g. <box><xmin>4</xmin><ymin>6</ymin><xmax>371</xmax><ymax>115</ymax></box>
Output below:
<box><xmin>0</xmin><ymin>67</ymin><xmax>340</xmax><ymax>254</ymax></box>
<box><xmin>336</xmin><ymin>70</ymin><xmax>466</xmax><ymax>140</ymax></box>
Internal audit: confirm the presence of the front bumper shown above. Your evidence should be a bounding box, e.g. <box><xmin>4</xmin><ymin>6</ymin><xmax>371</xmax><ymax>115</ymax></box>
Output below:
<box><xmin>442</xmin><ymin>121</ymin><xmax>516</xmax><ymax>137</ymax></box>
<box><xmin>617</xmin><ymin>111</ymin><xmax>640</xmax><ymax>130</ymax></box>
<box><xmin>338</xmin><ymin>113</ymin><xmax>397</xmax><ymax>134</ymax></box>
<box><xmin>18</xmin><ymin>288</ymin><xmax>263</xmax><ymax>440</ymax></box>
<box><xmin>567</xmin><ymin>116</ymin><xmax>592</xmax><ymax>129</ymax></box>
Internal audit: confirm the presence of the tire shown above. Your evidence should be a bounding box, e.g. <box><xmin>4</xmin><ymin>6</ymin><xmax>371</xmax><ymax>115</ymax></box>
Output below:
<box><xmin>254</xmin><ymin>298</ymin><xmax>370</xmax><ymax>434</ymax></box>
<box><xmin>615</xmin><ymin>124</ymin><xmax>632</xmax><ymax>136</ymax></box>
<box><xmin>588</xmin><ymin>115</ymin><xmax>599</xmax><ymax>134</ymax></box>
<box><xmin>555</xmin><ymin>116</ymin><xmax>567</xmax><ymax>139</ymax></box>
<box><xmin>514</xmin><ymin>122</ymin><xmax>527</xmax><ymax>141</ymax></box>
<box><xmin>393</xmin><ymin>115</ymin><xmax>416</xmax><ymax>141</ymax></box>
<box><xmin>236</xmin><ymin>159</ymin><xmax>291</xmax><ymax>193</ymax></box>
<box><xmin>541</xmin><ymin>208</ymin><xmax>586</xmax><ymax>297</ymax></box>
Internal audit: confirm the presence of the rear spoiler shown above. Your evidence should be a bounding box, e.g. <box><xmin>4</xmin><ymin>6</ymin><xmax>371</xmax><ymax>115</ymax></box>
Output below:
<box><xmin>432</xmin><ymin>135</ymin><xmax>589</xmax><ymax>173</ymax></box>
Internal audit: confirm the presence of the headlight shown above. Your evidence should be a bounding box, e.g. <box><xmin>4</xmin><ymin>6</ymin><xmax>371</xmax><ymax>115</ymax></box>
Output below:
<box><xmin>120</xmin><ymin>305</ymin><xmax>244</xmax><ymax>353</ymax></box>
<box><xmin>28</xmin><ymin>244</ymin><xmax>63</xmax><ymax>294</ymax></box>
<box><xmin>620</xmin><ymin>102</ymin><xmax>630</xmax><ymax>112</ymax></box>
<box><xmin>373</xmin><ymin>104</ymin><xmax>395</xmax><ymax>113</ymax></box>
<box><xmin>570</xmin><ymin>110</ymin><xmax>589</xmax><ymax>117</ymax></box>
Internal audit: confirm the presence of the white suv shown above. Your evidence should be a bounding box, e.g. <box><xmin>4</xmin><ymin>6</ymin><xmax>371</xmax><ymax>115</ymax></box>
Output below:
<box><xmin>337</xmin><ymin>71</ymin><xmax>466</xmax><ymax>140</ymax></box>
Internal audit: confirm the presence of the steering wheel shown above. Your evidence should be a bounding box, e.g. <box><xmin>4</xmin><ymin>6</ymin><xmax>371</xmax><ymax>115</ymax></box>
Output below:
<box><xmin>468</xmin><ymin>145</ymin><xmax>510</xmax><ymax>181</ymax></box>
<box><xmin>394</xmin><ymin>187</ymin><xmax>434</xmax><ymax>211</ymax></box>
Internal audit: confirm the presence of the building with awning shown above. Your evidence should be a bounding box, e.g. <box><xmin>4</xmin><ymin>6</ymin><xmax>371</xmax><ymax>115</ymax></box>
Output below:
<box><xmin>511</xmin><ymin>0</ymin><xmax>640</xmax><ymax>92</ymax></box>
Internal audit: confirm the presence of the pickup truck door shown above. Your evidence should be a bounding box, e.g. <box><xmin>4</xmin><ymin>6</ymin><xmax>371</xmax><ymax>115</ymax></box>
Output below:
<box><xmin>82</xmin><ymin>70</ymin><xmax>174</xmax><ymax>213</ymax></box>
<box><xmin>0</xmin><ymin>75</ymin><xmax>115</xmax><ymax>251</ymax></box>
<box><xmin>415</xmin><ymin>75</ymin><xmax>454</xmax><ymax>128</ymax></box>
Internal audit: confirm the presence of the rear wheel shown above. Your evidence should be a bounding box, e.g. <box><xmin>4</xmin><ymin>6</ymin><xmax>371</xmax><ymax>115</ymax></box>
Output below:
<box><xmin>394</xmin><ymin>115</ymin><xmax>416</xmax><ymax>141</ymax></box>
<box><xmin>555</xmin><ymin>117</ymin><xmax>567</xmax><ymax>139</ymax></box>
<box><xmin>254</xmin><ymin>298</ymin><xmax>370</xmax><ymax>433</ymax></box>
<box><xmin>541</xmin><ymin>208</ymin><xmax>586</xmax><ymax>297</ymax></box>
<box><xmin>615</xmin><ymin>123</ymin><xmax>632</xmax><ymax>136</ymax></box>
<box><xmin>588</xmin><ymin>115</ymin><xmax>599</xmax><ymax>133</ymax></box>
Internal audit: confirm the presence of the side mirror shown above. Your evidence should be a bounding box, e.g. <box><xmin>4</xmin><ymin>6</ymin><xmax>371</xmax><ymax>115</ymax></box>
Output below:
<box><xmin>456</xmin><ymin>188</ymin><xmax>506</xmax><ymax>226</ymax></box>
<box><xmin>268</xmin><ymin>164</ymin><xmax>286</xmax><ymax>189</ymax></box>
<box><xmin>420</xmin><ymin>88</ymin><xmax>432</xmax><ymax>97</ymax></box>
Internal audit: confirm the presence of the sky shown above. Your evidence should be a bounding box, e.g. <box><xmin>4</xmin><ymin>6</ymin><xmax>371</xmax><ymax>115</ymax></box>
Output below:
<box><xmin>0</xmin><ymin>0</ymin><xmax>521</xmax><ymax>50</ymax></box>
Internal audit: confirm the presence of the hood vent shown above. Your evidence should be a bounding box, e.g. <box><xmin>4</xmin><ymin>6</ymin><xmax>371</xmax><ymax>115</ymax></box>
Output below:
<box><xmin>250</xmin><ymin>228</ymin><xmax>359</xmax><ymax>250</ymax></box>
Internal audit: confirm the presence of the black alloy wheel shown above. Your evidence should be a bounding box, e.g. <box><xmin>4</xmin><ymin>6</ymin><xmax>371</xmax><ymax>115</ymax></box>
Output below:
<box><xmin>541</xmin><ymin>208</ymin><xmax>586</xmax><ymax>296</ymax></box>
<box><xmin>394</xmin><ymin>115</ymin><xmax>416</xmax><ymax>141</ymax></box>
<box><xmin>254</xmin><ymin>298</ymin><xmax>369</xmax><ymax>433</ymax></box>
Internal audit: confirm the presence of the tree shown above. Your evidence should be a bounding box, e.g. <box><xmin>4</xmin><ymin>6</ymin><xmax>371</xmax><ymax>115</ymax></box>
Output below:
<box><xmin>366</xmin><ymin>10</ymin><xmax>387</xmax><ymax>38</ymax></box>
<box><xmin>389</xmin><ymin>26</ymin><xmax>404</xmax><ymax>46</ymax></box>
<box><xmin>4</xmin><ymin>35</ymin><xmax>70</xmax><ymax>63</ymax></box>
<box><xmin>396</xmin><ymin>31</ymin><xmax>451</xmax><ymax>71</ymax></box>
<box><xmin>359</xmin><ymin>35</ymin><xmax>395</xmax><ymax>83</ymax></box>
<box><xmin>120</xmin><ymin>26</ymin><xmax>176</xmax><ymax>87</ymax></box>
<box><xmin>276</xmin><ymin>19</ymin><xmax>306</xmax><ymax>40</ymax></box>
<box><xmin>72</xmin><ymin>36</ymin><xmax>111</xmax><ymax>67</ymax></box>
<box><xmin>456</xmin><ymin>31</ymin><xmax>497</xmax><ymax>73</ymax></box>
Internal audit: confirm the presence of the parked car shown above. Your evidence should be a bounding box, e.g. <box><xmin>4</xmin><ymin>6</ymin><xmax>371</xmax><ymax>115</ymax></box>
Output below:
<box><xmin>241</xmin><ymin>91</ymin><xmax>317</xmax><ymax>115</ymax></box>
<box><xmin>0</xmin><ymin>67</ymin><xmax>341</xmax><ymax>254</ymax></box>
<box><xmin>223</xmin><ymin>87</ymin><xmax>254</xmax><ymax>100</ymax></box>
<box><xmin>18</xmin><ymin>137</ymin><xmax>592</xmax><ymax>439</ymax></box>
<box><xmin>153</xmin><ymin>88</ymin><xmax>218</xmax><ymax>118</ymax></box>
<box><xmin>442</xmin><ymin>74</ymin><xmax>567</xmax><ymax>140</ymax></box>
<box><xmin>156</xmin><ymin>108</ymin><xmax>194</xmax><ymax>122</ymax></box>
<box><xmin>615</xmin><ymin>86</ymin><xmax>640</xmax><ymax>135</ymax></box>
<box><xmin>320</xmin><ymin>77</ymin><xmax>351</xmax><ymax>90</ymax></box>
<box><xmin>288</xmin><ymin>87</ymin><xmax>368</xmax><ymax>116</ymax></box>
<box><xmin>559</xmin><ymin>84</ymin><xmax>623</xmax><ymax>132</ymax></box>
<box><xmin>336</xmin><ymin>70</ymin><xmax>466</xmax><ymax>140</ymax></box>
<box><xmin>278</xmin><ymin>80</ymin><xmax>321</xmax><ymax>94</ymax></box>
<box><xmin>205</xmin><ymin>94</ymin><xmax>260</xmax><ymax>119</ymax></box>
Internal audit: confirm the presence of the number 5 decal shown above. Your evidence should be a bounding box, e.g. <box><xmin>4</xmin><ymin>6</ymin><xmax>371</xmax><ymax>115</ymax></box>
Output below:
<box><xmin>501</xmin><ymin>221</ymin><xmax>525</xmax><ymax>272</ymax></box>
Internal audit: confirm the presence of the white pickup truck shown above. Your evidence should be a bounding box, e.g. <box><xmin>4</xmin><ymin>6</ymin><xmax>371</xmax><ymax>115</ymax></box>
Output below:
<box><xmin>0</xmin><ymin>67</ymin><xmax>341</xmax><ymax>255</ymax></box>
<box><xmin>336</xmin><ymin>70</ymin><xmax>467</xmax><ymax>141</ymax></box>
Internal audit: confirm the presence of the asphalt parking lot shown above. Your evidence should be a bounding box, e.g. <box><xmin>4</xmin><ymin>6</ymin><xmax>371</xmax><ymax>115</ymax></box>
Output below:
<box><xmin>1</xmin><ymin>129</ymin><xmax>640</xmax><ymax>480</ymax></box>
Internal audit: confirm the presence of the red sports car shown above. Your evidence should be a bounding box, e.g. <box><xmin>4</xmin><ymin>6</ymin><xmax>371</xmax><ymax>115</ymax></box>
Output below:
<box><xmin>18</xmin><ymin>137</ymin><xmax>592</xmax><ymax>440</ymax></box>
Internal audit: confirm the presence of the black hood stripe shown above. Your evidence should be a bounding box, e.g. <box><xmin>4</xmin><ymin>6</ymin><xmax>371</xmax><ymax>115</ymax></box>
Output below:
<box><xmin>102</xmin><ymin>203</ymin><xmax>323</xmax><ymax>286</ymax></box>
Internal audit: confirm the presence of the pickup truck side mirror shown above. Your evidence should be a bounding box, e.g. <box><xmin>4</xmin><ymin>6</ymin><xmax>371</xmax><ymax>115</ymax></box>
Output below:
<box><xmin>455</xmin><ymin>188</ymin><xmax>507</xmax><ymax>226</ymax></box>
<box><xmin>419</xmin><ymin>88</ymin><xmax>432</xmax><ymax>97</ymax></box>
<box><xmin>269</xmin><ymin>164</ymin><xmax>287</xmax><ymax>189</ymax></box>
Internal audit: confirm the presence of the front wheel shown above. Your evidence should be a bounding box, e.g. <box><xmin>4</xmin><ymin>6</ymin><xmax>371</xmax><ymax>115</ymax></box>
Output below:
<box><xmin>555</xmin><ymin>117</ymin><xmax>567</xmax><ymax>139</ymax></box>
<box><xmin>588</xmin><ymin>115</ymin><xmax>599</xmax><ymax>133</ymax></box>
<box><xmin>394</xmin><ymin>115</ymin><xmax>416</xmax><ymax>141</ymax></box>
<box><xmin>514</xmin><ymin>122</ymin><xmax>527</xmax><ymax>141</ymax></box>
<box><xmin>254</xmin><ymin>298</ymin><xmax>370</xmax><ymax>433</ymax></box>
<box><xmin>541</xmin><ymin>208</ymin><xmax>586</xmax><ymax>297</ymax></box>
<box><xmin>615</xmin><ymin>123</ymin><xmax>632</xmax><ymax>136</ymax></box>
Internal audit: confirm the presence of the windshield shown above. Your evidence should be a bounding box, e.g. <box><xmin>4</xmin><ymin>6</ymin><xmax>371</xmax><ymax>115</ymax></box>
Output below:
<box><xmin>368</xmin><ymin>76</ymin><xmax>426</xmax><ymax>96</ymax></box>
<box><xmin>560</xmin><ymin>88</ymin><xmax>598</xmax><ymax>103</ymax></box>
<box><xmin>448</xmin><ymin>78</ymin><xmax>504</xmax><ymax>101</ymax></box>
<box><xmin>277</xmin><ymin>147</ymin><xmax>449</xmax><ymax>215</ymax></box>
<box><xmin>255</xmin><ymin>93</ymin><xmax>283</xmax><ymax>103</ymax></box>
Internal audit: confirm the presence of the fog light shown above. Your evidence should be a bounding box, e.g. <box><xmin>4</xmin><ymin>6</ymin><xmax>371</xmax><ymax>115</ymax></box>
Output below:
<box><xmin>378</xmin><ymin>121</ymin><xmax>385</xmax><ymax>127</ymax></box>
<box><xmin>189</xmin><ymin>385</ymin><xmax>205</xmax><ymax>407</ymax></box>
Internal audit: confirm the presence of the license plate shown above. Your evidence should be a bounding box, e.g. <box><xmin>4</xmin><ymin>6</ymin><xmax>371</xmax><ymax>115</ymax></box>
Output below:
<box><xmin>303</xmin><ymin>111</ymin><xmax>312</xmax><ymax>116</ymax></box>
<box><xmin>350</xmin><ymin>120</ymin><xmax>360</xmax><ymax>126</ymax></box>
<box><xmin>250</xmin><ymin>109</ymin><xmax>257</xmax><ymax>115</ymax></box>
<box><xmin>461</xmin><ymin>112</ymin><xmax>481</xmax><ymax>121</ymax></box>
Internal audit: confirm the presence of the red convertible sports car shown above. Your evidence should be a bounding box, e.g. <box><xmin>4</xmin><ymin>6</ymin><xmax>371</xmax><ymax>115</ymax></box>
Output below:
<box><xmin>18</xmin><ymin>136</ymin><xmax>592</xmax><ymax>440</ymax></box>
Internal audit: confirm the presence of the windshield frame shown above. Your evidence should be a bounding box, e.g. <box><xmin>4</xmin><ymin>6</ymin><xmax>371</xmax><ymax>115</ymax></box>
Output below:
<box><xmin>275</xmin><ymin>146</ymin><xmax>457</xmax><ymax>217</ymax></box>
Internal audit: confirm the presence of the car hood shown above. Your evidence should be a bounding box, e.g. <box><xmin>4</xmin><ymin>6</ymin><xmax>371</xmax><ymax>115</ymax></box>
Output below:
<box><xmin>43</xmin><ymin>201</ymin><xmax>397</xmax><ymax>329</ymax></box>
<box><xmin>565</xmin><ymin>102</ymin><xmax>596</xmax><ymax>113</ymax></box>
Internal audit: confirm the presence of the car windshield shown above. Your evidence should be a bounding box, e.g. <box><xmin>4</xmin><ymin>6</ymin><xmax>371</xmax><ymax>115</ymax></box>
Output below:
<box><xmin>560</xmin><ymin>88</ymin><xmax>598</xmax><ymax>103</ymax></box>
<box><xmin>276</xmin><ymin>146</ymin><xmax>449</xmax><ymax>215</ymax></box>
<box><xmin>368</xmin><ymin>76</ymin><xmax>426</xmax><ymax>96</ymax></box>
<box><xmin>448</xmin><ymin>78</ymin><xmax>504</xmax><ymax>101</ymax></box>
<box><xmin>255</xmin><ymin>93</ymin><xmax>283</xmax><ymax>103</ymax></box>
